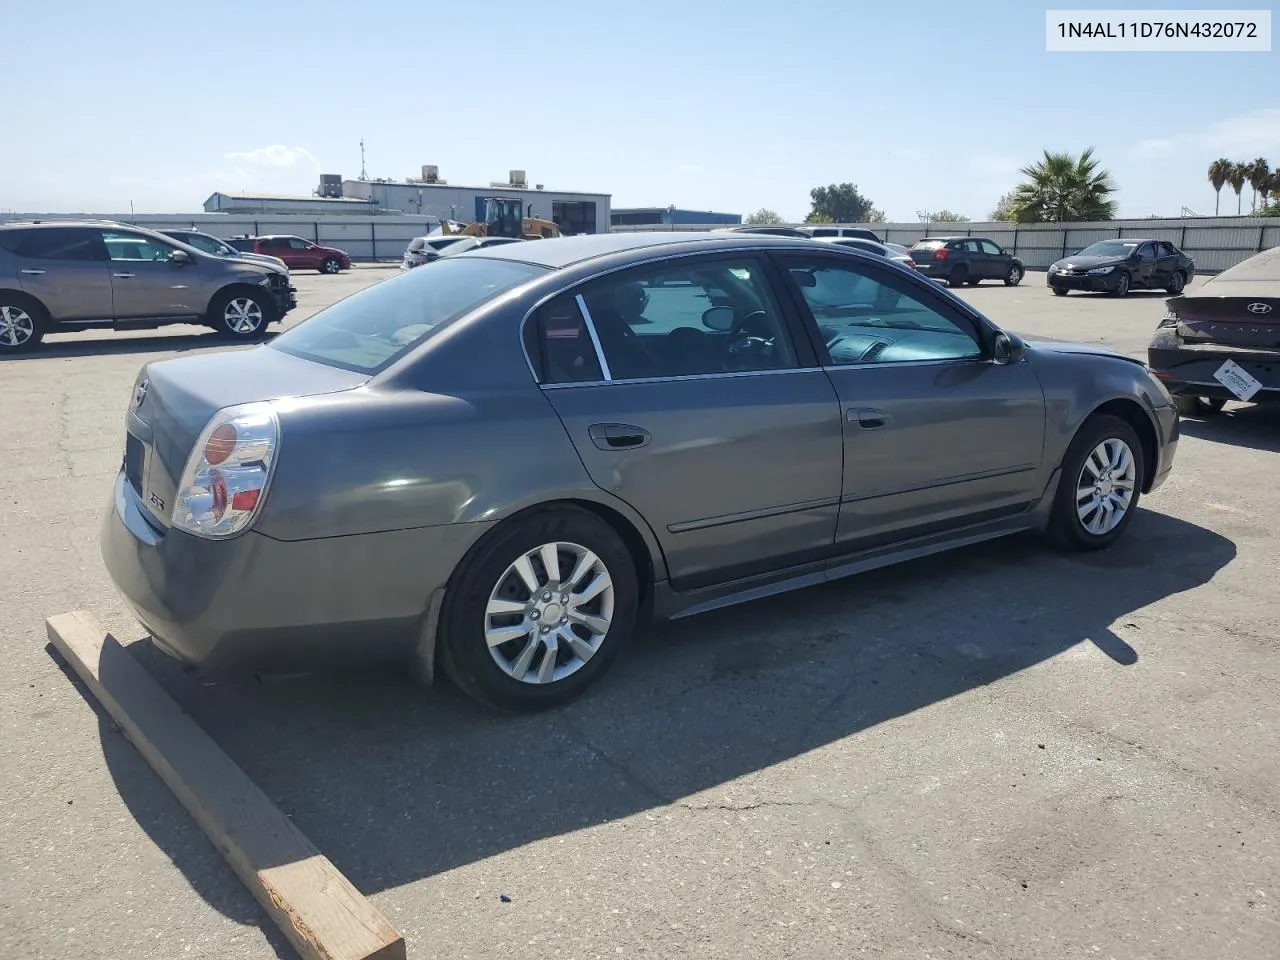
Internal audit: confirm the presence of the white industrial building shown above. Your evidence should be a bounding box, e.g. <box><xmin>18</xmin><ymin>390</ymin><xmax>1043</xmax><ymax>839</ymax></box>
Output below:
<box><xmin>202</xmin><ymin>191</ymin><xmax>378</xmax><ymax>216</ymax></box>
<box><xmin>338</xmin><ymin>167</ymin><xmax>611</xmax><ymax>234</ymax></box>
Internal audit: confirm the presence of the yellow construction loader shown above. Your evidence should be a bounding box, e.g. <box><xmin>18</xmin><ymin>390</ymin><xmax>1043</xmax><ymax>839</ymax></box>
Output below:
<box><xmin>439</xmin><ymin>197</ymin><xmax>561</xmax><ymax>241</ymax></box>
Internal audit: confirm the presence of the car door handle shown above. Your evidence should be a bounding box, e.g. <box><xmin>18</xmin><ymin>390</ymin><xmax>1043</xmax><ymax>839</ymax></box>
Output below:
<box><xmin>849</xmin><ymin>408</ymin><xmax>891</xmax><ymax>429</ymax></box>
<box><xmin>20</xmin><ymin>269</ymin><xmax>46</xmax><ymax>275</ymax></box>
<box><xmin>112</xmin><ymin>272</ymin><xmax>136</xmax><ymax>278</ymax></box>
<box><xmin>588</xmin><ymin>423</ymin><xmax>651</xmax><ymax>450</ymax></box>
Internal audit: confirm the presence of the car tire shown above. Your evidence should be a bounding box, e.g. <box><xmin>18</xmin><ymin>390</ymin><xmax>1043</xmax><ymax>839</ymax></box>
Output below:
<box><xmin>209</xmin><ymin>288</ymin><xmax>274</xmax><ymax>341</ymax></box>
<box><xmin>1047</xmin><ymin>414</ymin><xmax>1144</xmax><ymax>552</ymax></box>
<box><xmin>1051</xmin><ymin>285</ymin><xmax>1068</xmax><ymax>296</ymax></box>
<box><xmin>947</xmin><ymin>266</ymin><xmax>969</xmax><ymax>288</ymax></box>
<box><xmin>439</xmin><ymin>506</ymin><xmax>639</xmax><ymax>712</ymax></box>
<box><xmin>1165</xmin><ymin>271</ymin><xmax>1186</xmax><ymax>295</ymax></box>
<box><xmin>321</xmin><ymin>257</ymin><xmax>341</xmax><ymax>274</ymax></box>
<box><xmin>1109</xmin><ymin>271</ymin><xmax>1131</xmax><ymax>297</ymax></box>
<box><xmin>0</xmin><ymin>293</ymin><xmax>48</xmax><ymax>353</ymax></box>
<box><xmin>1004</xmin><ymin>264</ymin><xmax>1023</xmax><ymax>286</ymax></box>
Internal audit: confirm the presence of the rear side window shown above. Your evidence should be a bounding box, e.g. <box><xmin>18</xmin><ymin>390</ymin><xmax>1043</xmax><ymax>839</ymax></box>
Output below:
<box><xmin>809</xmin><ymin>228</ymin><xmax>838</xmax><ymax>237</ymax></box>
<box><xmin>526</xmin><ymin>292</ymin><xmax>605</xmax><ymax>385</ymax></box>
<box><xmin>8</xmin><ymin>227</ymin><xmax>105</xmax><ymax>261</ymax></box>
<box><xmin>271</xmin><ymin>256</ymin><xmax>547</xmax><ymax>374</ymax></box>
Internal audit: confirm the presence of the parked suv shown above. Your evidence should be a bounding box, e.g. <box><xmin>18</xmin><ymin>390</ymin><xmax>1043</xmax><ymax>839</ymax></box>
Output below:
<box><xmin>909</xmin><ymin>236</ymin><xmax>1024</xmax><ymax>287</ymax></box>
<box><xmin>0</xmin><ymin>221</ymin><xmax>295</xmax><ymax>353</ymax></box>
<box><xmin>160</xmin><ymin>228</ymin><xmax>289</xmax><ymax>273</ymax></box>
<box><xmin>227</xmin><ymin>235</ymin><xmax>351</xmax><ymax>274</ymax></box>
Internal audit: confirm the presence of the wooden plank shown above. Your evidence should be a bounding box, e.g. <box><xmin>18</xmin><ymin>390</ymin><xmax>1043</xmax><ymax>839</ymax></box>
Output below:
<box><xmin>47</xmin><ymin>611</ymin><xmax>406</xmax><ymax>960</ymax></box>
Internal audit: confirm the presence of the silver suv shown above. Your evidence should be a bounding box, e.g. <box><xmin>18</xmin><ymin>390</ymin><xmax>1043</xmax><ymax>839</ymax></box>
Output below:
<box><xmin>0</xmin><ymin>221</ymin><xmax>296</xmax><ymax>353</ymax></box>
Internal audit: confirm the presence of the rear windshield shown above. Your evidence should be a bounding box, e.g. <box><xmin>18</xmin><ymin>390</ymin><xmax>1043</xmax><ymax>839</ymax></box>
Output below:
<box><xmin>270</xmin><ymin>256</ymin><xmax>547</xmax><ymax>374</ymax></box>
<box><xmin>912</xmin><ymin>240</ymin><xmax>946</xmax><ymax>250</ymax></box>
<box><xmin>407</xmin><ymin>238</ymin><xmax>426</xmax><ymax>252</ymax></box>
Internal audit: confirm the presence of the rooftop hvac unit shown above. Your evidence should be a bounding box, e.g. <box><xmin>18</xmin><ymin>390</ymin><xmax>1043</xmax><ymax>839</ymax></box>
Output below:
<box><xmin>422</xmin><ymin>165</ymin><xmax>439</xmax><ymax>183</ymax></box>
<box><xmin>509</xmin><ymin>169</ymin><xmax>527</xmax><ymax>188</ymax></box>
<box><xmin>318</xmin><ymin>174</ymin><xmax>343</xmax><ymax>198</ymax></box>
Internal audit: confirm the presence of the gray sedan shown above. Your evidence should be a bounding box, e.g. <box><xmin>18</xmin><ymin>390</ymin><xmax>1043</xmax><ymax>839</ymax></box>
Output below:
<box><xmin>102</xmin><ymin>233</ymin><xmax>1180</xmax><ymax>711</ymax></box>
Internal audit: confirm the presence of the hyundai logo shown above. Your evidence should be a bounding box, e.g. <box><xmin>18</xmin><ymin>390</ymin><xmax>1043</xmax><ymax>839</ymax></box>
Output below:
<box><xmin>132</xmin><ymin>379</ymin><xmax>149</xmax><ymax>410</ymax></box>
<box><xmin>1246</xmin><ymin>302</ymin><xmax>1272</xmax><ymax>315</ymax></box>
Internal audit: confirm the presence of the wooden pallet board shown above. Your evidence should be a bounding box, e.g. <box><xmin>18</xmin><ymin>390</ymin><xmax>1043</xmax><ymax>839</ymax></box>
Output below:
<box><xmin>47</xmin><ymin>611</ymin><xmax>406</xmax><ymax>960</ymax></box>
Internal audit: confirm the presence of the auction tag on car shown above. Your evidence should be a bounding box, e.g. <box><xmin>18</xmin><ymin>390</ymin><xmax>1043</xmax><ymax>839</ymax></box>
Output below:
<box><xmin>1212</xmin><ymin>359</ymin><xmax>1262</xmax><ymax>401</ymax></box>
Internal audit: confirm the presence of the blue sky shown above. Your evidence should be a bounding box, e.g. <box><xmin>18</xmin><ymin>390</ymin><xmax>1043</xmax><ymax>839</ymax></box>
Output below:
<box><xmin>4</xmin><ymin>0</ymin><xmax>1277</xmax><ymax>220</ymax></box>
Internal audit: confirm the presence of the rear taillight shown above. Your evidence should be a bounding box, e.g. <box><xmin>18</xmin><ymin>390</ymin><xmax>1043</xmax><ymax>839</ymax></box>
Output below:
<box><xmin>172</xmin><ymin>402</ymin><xmax>279</xmax><ymax>539</ymax></box>
<box><xmin>934</xmin><ymin>247</ymin><xmax>949</xmax><ymax>261</ymax></box>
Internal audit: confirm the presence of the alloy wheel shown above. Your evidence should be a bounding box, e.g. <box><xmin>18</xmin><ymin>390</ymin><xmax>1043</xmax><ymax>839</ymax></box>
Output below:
<box><xmin>484</xmin><ymin>541</ymin><xmax>615</xmax><ymax>685</ymax></box>
<box><xmin>224</xmin><ymin>297</ymin><xmax>264</xmax><ymax>333</ymax></box>
<box><xmin>1075</xmin><ymin>437</ymin><xmax>1137</xmax><ymax>535</ymax></box>
<box><xmin>1008</xmin><ymin>265</ymin><xmax>1022</xmax><ymax>284</ymax></box>
<box><xmin>0</xmin><ymin>305</ymin><xmax>35</xmax><ymax>347</ymax></box>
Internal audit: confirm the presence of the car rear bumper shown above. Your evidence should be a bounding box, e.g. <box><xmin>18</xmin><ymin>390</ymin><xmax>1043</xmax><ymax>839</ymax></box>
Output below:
<box><xmin>100</xmin><ymin>471</ymin><xmax>491</xmax><ymax>674</ymax></box>
<box><xmin>1148</xmin><ymin>348</ymin><xmax>1280</xmax><ymax>404</ymax></box>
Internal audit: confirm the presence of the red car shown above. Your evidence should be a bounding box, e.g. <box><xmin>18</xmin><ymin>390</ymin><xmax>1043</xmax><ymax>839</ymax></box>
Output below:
<box><xmin>228</xmin><ymin>235</ymin><xmax>351</xmax><ymax>274</ymax></box>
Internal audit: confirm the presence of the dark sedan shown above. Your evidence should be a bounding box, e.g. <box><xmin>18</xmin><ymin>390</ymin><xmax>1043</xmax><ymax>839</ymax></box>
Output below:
<box><xmin>101</xmin><ymin>233</ymin><xmax>1179</xmax><ymax>711</ymax></box>
<box><xmin>1049</xmin><ymin>239</ymin><xmax>1195</xmax><ymax>297</ymax></box>
<box><xmin>1148</xmin><ymin>245</ymin><xmax>1280</xmax><ymax>414</ymax></box>
<box><xmin>909</xmin><ymin>236</ymin><xmax>1024</xmax><ymax>287</ymax></box>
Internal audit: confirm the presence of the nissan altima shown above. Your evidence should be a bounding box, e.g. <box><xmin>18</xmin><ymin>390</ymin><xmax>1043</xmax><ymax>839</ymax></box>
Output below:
<box><xmin>102</xmin><ymin>233</ymin><xmax>1180</xmax><ymax>711</ymax></box>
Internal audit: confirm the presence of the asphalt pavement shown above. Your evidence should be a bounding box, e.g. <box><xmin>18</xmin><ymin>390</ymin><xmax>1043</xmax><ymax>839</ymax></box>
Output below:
<box><xmin>1</xmin><ymin>267</ymin><xmax>1276</xmax><ymax>960</ymax></box>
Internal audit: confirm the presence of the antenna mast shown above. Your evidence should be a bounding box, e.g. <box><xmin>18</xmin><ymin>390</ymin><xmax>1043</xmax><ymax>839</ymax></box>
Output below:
<box><xmin>359</xmin><ymin>138</ymin><xmax>368</xmax><ymax>181</ymax></box>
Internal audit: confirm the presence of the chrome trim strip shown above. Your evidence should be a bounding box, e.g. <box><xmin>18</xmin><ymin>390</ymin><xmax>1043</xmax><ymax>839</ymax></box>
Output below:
<box><xmin>540</xmin><ymin>366</ymin><xmax>825</xmax><ymax>389</ymax></box>
<box><xmin>574</xmin><ymin>293</ymin><xmax>612</xmax><ymax>381</ymax></box>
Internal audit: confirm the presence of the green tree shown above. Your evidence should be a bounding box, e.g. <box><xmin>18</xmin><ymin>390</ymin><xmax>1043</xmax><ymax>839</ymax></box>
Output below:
<box><xmin>1256</xmin><ymin>171</ymin><xmax>1280</xmax><ymax>217</ymax></box>
<box><xmin>1227</xmin><ymin>162</ymin><xmax>1247</xmax><ymax>215</ymax></box>
<box><xmin>1208</xmin><ymin>158</ymin><xmax>1232</xmax><ymax>216</ymax></box>
<box><xmin>1247</xmin><ymin>158</ymin><xmax>1271</xmax><ymax>212</ymax></box>
<box><xmin>806</xmin><ymin>183</ymin><xmax>876</xmax><ymax>223</ymax></box>
<box><xmin>1006</xmin><ymin>147</ymin><xmax>1118</xmax><ymax>222</ymax></box>
<box><xmin>929</xmin><ymin>209</ymin><xmax>969</xmax><ymax>222</ymax></box>
<box><xmin>745</xmin><ymin>208</ymin><xmax>784</xmax><ymax>225</ymax></box>
<box><xmin>989</xmin><ymin>192</ymin><xmax>1018</xmax><ymax>221</ymax></box>
<box><xmin>866</xmin><ymin>208</ymin><xmax>887</xmax><ymax>223</ymax></box>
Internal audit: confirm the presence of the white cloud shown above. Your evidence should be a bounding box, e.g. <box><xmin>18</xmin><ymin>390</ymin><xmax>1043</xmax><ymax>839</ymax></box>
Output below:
<box><xmin>1128</xmin><ymin>108</ymin><xmax>1280</xmax><ymax>160</ymax></box>
<box><xmin>225</xmin><ymin>144</ymin><xmax>321</xmax><ymax>172</ymax></box>
<box><xmin>676</xmin><ymin>163</ymin><xmax>700</xmax><ymax>173</ymax></box>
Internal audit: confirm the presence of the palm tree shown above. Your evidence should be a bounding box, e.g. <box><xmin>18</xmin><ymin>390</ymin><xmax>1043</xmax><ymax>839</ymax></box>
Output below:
<box><xmin>1247</xmin><ymin>158</ymin><xmax>1271</xmax><ymax>212</ymax></box>
<box><xmin>1207</xmin><ymin>158</ymin><xmax>1232</xmax><ymax>216</ymax></box>
<box><xmin>1227</xmin><ymin>162</ymin><xmax>1247</xmax><ymax>215</ymax></box>
<box><xmin>1008</xmin><ymin>147</ymin><xmax>1118</xmax><ymax>222</ymax></box>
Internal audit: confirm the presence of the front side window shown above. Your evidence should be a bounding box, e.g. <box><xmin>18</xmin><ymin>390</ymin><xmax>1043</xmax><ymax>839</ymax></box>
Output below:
<box><xmin>181</xmin><ymin>234</ymin><xmax>225</xmax><ymax>255</ymax></box>
<box><xmin>287</xmin><ymin>238</ymin><xmax>312</xmax><ymax>249</ymax></box>
<box><xmin>1137</xmin><ymin>242</ymin><xmax>1156</xmax><ymax>261</ymax></box>
<box><xmin>102</xmin><ymin>231</ymin><xmax>176</xmax><ymax>262</ymax></box>
<box><xmin>979</xmin><ymin>240</ymin><xmax>1002</xmax><ymax>255</ymax></box>
<box><xmin>575</xmin><ymin>257</ymin><xmax>798</xmax><ymax>381</ymax></box>
<box><xmin>783</xmin><ymin>258</ymin><xmax>983</xmax><ymax>366</ymax></box>
<box><xmin>271</xmin><ymin>255</ymin><xmax>547</xmax><ymax>374</ymax></box>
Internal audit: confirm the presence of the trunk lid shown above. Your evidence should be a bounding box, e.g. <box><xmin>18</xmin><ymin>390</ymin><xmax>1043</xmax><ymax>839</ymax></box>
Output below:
<box><xmin>1170</xmin><ymin>294</ymin><xmax>1280</xmax><ymax>350</ymax></box>
<box><xmin>909</xmin><ymin>240</ymin><xmax>946</xmax><ymax>264</ymax></box>
<box><xmin>126</xmin><ymin>345</ymin><xmax>368</xmax><ymax>529</ymax></box>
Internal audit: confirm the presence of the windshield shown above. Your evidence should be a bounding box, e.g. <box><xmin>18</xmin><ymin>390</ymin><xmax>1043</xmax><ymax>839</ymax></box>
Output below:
<box><xmin>270</xmin><ymin>256</ymin><xmax>547</xmax><ymax>374</ymax></box>
<box><xmin>1077</xmin><ymin>240</ymin><xmax>1138</xmax><ymax>258</ymax></box>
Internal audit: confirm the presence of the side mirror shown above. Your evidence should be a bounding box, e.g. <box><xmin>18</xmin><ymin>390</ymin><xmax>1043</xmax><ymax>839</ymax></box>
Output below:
<box><xmin>992</xmin><ymin>331</ymin><xmax>1025</xmax><ymax>365</ymax></box>
<box><xmin>170</xmin><ymin>249</ymin><xmax>191</xmax><ymax>264</ymax></box>
<box><xmin>701</xmin><ymin>306</ymin><xmax>735</xmax><ymax>331</ymax></box>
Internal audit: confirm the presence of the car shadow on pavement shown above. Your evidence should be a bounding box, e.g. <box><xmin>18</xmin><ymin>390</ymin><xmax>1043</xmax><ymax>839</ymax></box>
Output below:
<box><xmin>1175</xmin><ymin>403</ymin><xmax>1280</xmax><ymax>454</ymax></box>
<box><xmin>0</xmin><ymin>331</ymin><xmax>276</xmax><ymax>362</ymax></box>
<box><xmin>79</xmin><ymin>509</ymin><xmax>1233</xmax><ymax>955</ymax></box>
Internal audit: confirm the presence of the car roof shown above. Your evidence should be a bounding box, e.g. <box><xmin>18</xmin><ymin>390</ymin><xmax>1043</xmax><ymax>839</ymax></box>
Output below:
<box><xmin>1201</xmin><ymin>246</ymin><xmax>1280</xmax><ymax>288</ymax></box>
<box><xmin>459</xmin><ymin>231</ymin><xmax>819</xmax><ymax>269</ymax></box>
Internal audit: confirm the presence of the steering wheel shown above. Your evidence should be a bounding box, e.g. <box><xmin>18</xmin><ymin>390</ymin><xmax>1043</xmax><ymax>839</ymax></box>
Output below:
<box><xmin>725</xmin><ymin>309</ymin><xmax>777</xmax><ymax>370</ymax></box>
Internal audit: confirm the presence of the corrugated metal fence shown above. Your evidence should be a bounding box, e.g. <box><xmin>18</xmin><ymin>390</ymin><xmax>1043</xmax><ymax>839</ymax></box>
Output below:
<box><xmin>611</xmin><ymin>217</ymin><xmax>1280</xmax><ymax>273</ymax></box>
